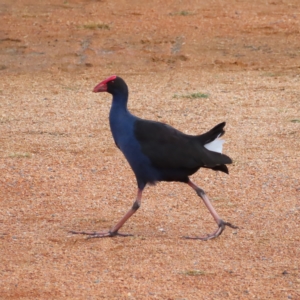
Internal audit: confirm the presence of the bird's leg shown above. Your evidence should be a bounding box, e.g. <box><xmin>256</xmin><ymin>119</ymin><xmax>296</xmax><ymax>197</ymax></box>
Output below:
<box><xmin>70</xmin><ymin>189</ymin><xmax>143</xmax><ymax>238</ymax></box>
<box><xmin>184</xmin><ymin>179</ymin><xmax>238</xmax><ymax>241</ymax></box>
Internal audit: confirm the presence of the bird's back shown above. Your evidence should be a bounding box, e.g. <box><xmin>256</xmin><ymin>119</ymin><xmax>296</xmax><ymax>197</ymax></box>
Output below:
<box><xmin>134</xmin><ymin>119</ymin><xmax>232</xmax><ymax>171</ymax></box>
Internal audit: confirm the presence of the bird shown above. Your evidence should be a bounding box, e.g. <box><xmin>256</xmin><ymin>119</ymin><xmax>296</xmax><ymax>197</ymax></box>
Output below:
<box><xmin>70</xmin><ymin>75</ymin><xmax>237</xmax><ymax>240</ymax></box>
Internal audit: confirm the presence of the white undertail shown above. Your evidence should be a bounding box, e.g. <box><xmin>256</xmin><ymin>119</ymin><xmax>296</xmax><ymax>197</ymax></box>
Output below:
<box><xmin>204</xmin><ymin>135</ymin><xmax>225</xmax><ymax>154</ymax></box>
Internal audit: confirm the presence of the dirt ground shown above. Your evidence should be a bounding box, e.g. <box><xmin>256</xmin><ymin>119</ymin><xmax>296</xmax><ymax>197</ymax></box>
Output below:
<box><xmin>0</xmin><ymin>0</ymin><xmax>299</xmax><ymax>299</ymax></box>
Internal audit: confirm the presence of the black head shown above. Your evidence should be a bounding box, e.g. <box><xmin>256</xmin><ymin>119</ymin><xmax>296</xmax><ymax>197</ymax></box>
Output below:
<box><xmin>93</xmin><ymin>75</ymin><xmax>128</xmax><ymax>96</ymax></box>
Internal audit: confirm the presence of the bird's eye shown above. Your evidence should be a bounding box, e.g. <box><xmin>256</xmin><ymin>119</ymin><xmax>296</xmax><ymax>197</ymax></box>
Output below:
<box><xmin>111</xmin><ymin>81</ymin><xmax>114</xmax><ymax>84</ymax></box>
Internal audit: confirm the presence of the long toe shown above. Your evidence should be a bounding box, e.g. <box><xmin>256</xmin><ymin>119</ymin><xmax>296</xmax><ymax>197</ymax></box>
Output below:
<box><xmin>223</xmin><ymin>221</ymin><xmax>239</xmax><ymax>229</ymax></box>
<box><xmin>183</xmin><ymin>227</ymin><xmax>223</xmax><ymax>241</ymax></box>
<box><xmin>87</xmin><ymin>232</ymin><xmax>134</xmax><ymax>239</ymax></box>
<box><xmin>183</xmin><ymin>220</ymin><xmax>238</xmax><ymax>241</ymax></box>
<box><xmin>85</xmin><ymin>232</ymin><xmax>112</xmax><ymax>239</ymax></box>
<box><xmin>69</xmin><ymin>230</ymin><xmax>112</xmax><ymax>237</ymax></box>
<box><xmin>69</xmin><ymin>230</ymin><xmax>133</xmax><ymax>238</ymax></box>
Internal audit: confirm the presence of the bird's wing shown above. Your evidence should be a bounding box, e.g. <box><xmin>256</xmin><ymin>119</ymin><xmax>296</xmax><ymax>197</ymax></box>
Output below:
<box><xmin>134</xmin><ymin>119</ymin><xmax>229</xmax><ymax>170</ymax></box>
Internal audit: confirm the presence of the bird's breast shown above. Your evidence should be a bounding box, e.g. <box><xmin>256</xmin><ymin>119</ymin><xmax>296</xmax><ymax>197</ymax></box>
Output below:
<box><xmin>109</xmin><ymin>110</ymin><xmax>161</xmax><ymax>184</ymax></box>
<box><xmin>109</xmin><ymin>110</ymin><xmax>135</xmax><ymax>147</ymax></box>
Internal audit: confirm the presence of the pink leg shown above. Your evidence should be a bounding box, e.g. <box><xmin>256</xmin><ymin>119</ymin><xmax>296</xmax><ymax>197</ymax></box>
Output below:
<box><xmin>70</xmin><ymin>189</ymin><xmax>143</xmax><ymax>238</ymax></box>
<box><xmin>184</xmin><ymin>179</ymin><xmax>238</xmax><ymax>240</ymax></box>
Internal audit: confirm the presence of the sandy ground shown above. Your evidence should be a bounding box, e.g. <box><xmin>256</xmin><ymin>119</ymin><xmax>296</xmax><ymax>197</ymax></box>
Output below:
<box><xmin>0</xmin><ymin>0</ymin><xmax>299</xmax><ymax>299</ymax></box>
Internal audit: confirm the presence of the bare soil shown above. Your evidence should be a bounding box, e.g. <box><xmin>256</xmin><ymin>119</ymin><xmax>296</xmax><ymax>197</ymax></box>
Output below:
<box><xmin>0</xmin><ymin>0</ymin><xmax>299</xmax><ymax>299</ymax></box>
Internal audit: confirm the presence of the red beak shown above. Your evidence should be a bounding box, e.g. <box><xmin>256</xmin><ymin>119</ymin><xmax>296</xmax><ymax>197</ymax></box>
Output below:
<box><xmin>93</xmin><ymin>82</ymin><xmax>107</xmax><ymax>93</ymax></box>
<box><xmin>93</xmin><ymin>75</ymin><xmax>117</xmax><ymax>93</ymax></box>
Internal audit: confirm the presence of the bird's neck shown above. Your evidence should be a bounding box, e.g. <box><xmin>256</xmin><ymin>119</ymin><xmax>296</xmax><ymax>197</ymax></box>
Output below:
<box><xmin>109</xmin><ymin>92</ymin><xmax>131</xmax><ymax>130</ymax></box>
<box><xmin>109</xmin><ymin>93</ymin><xmax>134</xmax><ymax>143</ymax></box>
<box><xmin>111</xmin><ymin>92</ymin><xmax>129</xmax><ymax>112</ymax></box>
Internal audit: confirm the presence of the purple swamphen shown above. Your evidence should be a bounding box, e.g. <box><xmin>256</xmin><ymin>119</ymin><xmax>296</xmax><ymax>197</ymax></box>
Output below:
<box><xmin>71</xmin><ymin>75</ymin><xmax>237</xmax><ymax>240</ymax></box>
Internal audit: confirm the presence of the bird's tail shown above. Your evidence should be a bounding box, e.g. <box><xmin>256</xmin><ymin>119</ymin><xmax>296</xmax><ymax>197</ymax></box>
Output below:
<box><xmin>197</xmin><ymin>122</ymin><xmax>232</xmax><ymax>174</ymax></box>
<box><xmin>197</xmin><ymin>122</ymin><xmax>226</xmax><ymax>147</ymax></box>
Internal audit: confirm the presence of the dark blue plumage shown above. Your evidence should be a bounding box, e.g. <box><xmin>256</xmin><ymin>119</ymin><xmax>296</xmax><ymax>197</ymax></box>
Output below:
<box><xmin>70</xmin><ymin>75</ymin><xmax>237</xmax><ymax>240</ymax></box>
<box><xmin>108</xmin><ymin>85</ymin><xmax>161</xmax><ymax>189</ymax></box>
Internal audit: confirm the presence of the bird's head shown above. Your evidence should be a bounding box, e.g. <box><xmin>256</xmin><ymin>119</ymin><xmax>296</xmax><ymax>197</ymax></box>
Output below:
<box><xmin>93</xmin><ymin>75</ymin><xmax>128</xmax><ymax>96</ymax></box>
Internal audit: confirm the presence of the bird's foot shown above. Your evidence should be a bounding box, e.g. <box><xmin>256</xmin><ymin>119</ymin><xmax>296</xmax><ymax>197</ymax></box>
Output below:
<box><xmin>69</xmin><ymin>230</ymin><xmax>133</xmax><ymax>239</ymax></box>
<box><xmin>183</xmin><ymin>220</ymin><xmax>238</xmax><ymax>241</ymax></box>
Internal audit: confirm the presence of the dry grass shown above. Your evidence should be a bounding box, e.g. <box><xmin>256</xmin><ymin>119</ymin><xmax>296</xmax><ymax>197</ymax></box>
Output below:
<box><xmin>169</xmin><ymin>11</ymin><xmax>194</xmax><ymax>16</ymax></box>
<box><xmin>81</xmin><ymin>22</ymin><xmax>110</xmax><ymax>30</ymax></box>
<box><xmin>8</xmin><ymin>152</ymin><xmax>32</xmax><ymax>158</ymax></box>
<box><xmin>181</xmin><ymin>270</ymin><xmax>207</xmax><ymax>276</ymax></box>
<box><xmin>173</xmin><ymin>92</ymin><xmax>209</xmax><ymax>99</ymax></box>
